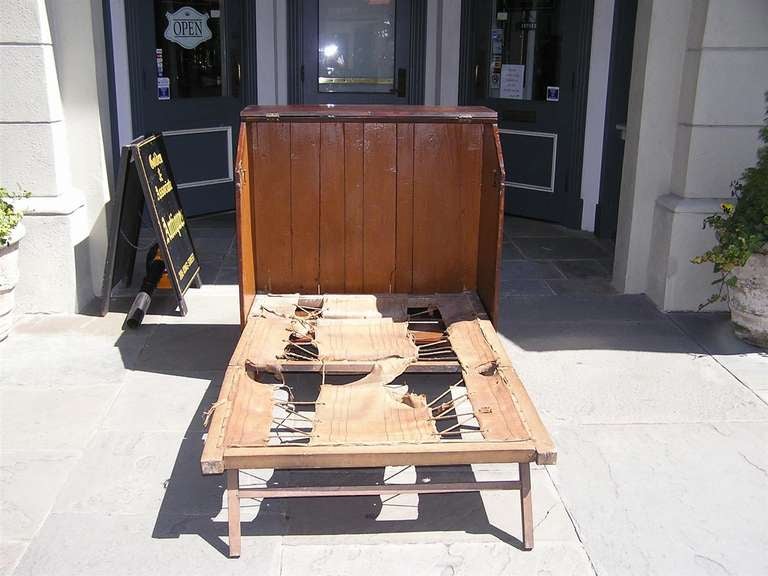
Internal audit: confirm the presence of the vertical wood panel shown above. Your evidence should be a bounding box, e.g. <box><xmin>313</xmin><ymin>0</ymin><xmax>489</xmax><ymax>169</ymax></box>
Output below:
<box><xmin>459</xmin><ymin>124</ymin><xmax>483</xmax><ymax>290</ymax></box>
<box><xmin>413</xmin><ymin>123</ymin><xmax>463</xmax><ymax>292</ymax></box>
<box><xmin>252</xmin><ymin>122</ymin><xmax>291</xmax><ymax>292</ymax></box>
<box><xmin>290</xmin><ymin>123</ymin><xmax>321</xmax><ymax>293</ymax></box>
<box><xmin>344</xmin><ymin>123</ymin><xmax>364</xmax><ymax>292</ymax></box>
<box><xmin>477</xmin><ymin>124</ymin><xmax>505</xmax><ymax>323</ymax></box>
<box><xmin>236</xmin><ymin>123</ymin><xmax>256</xmax><ymax>327</ymax></box>
<box><xmin>363</xmin><ymin>123</ymin><xmax>397</xmax><ymax>292</ymax></box>
<box><xmin>395</xmin><ymin>123</ymin><xmax>414</xmax><ymax>293</ymax></box>
<box><xmin>319</xmin><ymin>123</ymin><xmax>346</xmax><ymax>292</ymax></box>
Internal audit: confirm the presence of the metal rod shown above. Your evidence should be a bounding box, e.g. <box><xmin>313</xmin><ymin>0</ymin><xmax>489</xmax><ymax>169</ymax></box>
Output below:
<box><xmin>426</xmin><ymin>381</ymin><xmax>465</xmax><ymax>407</ymax></box>
<box><xmin>431</xmin><ymin>412</ymin><xmax>475</xmax><ymax>421</ymax></box>
<box><xmin>439</xmin><ymin>415</ymin><xmax>477</xmax><ymax>435</ymax></box>
<box><xmin>271</xmin><ymin>419</ymin><xmax>314</xmax><ymax>437</ymax></box>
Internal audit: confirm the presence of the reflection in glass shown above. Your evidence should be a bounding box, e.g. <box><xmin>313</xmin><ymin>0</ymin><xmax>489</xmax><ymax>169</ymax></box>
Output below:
<box><xmin>487</xmin><ymin>0</ymin><xmax>561</xmax><ymax>101</ymax></box>
<box><xmin>318</xmin><ymin>0</ymin><xmax>396</xmax><ymax>93</ymax></box>
<box><xmin>154</xmin><ymin>0</ymin><xmax>239</xmax><ymax>99</ymax></box>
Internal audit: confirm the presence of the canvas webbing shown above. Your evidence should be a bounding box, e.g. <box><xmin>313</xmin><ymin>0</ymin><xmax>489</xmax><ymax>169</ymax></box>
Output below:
<box><xmin>311</xmin><ymin>358</ymin><xmax>437</xmax><ymax>445</ymax></box>
<box><xmin>314</xmin><ymin>318</ymin><xmax>418</xmax><ymax>362</ymax></box>
<box><xmin>233</xmin><ymin>314</ymin><xmax>293</xmax><ymax>370</ymax></box>
<box><xmin>438</xmin><ymin>293</ymin><xmax>532</xmax><ymax>442</ymax></box>
<box><xmin>321</xmin><ymin>294</ymin><xmax>409</xmax><ymax>322</ymax></box>
<box><xmin>223</xmin><ymin>373</ymin><xmax>275</xmax><ymax>447</ymax></box>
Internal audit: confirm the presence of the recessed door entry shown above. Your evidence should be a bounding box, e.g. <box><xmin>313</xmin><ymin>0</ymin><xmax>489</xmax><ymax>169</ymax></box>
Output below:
<box><xmin>126</xmin><ymin>0</ymin><xmax>246</xmax><ymax>216</ymax></box>
<box><xmin>293</xmin><ymin>0</ymin><xmax>425</xmax><ymax>105</ymax></box>
<box><xmin>462</xmin><ymin>0</ymin><xmax>593</xmax><ymax>227</ymax></box>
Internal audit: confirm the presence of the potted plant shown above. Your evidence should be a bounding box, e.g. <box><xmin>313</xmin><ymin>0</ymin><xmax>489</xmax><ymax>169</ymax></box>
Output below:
<box><xmin>0</xmin><ymin>186</ymin><xmax>27</xmax><ymax>342</ymax></box>
<box><xmin>692</xmin><ymin>99</ymin><xmax>768</xmax><ymax>348</ymax></box>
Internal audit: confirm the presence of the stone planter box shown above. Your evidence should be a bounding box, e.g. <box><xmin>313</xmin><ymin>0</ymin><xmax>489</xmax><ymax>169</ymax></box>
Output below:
<box><xmin>730</xmin><ymin>244</ymin><xmax>768</xmax><ymax>348</ymax></box>
<box><xmin>0</xmin><ymin>224</ymin><xmax>24</xmax><ymax>342</ymax></box>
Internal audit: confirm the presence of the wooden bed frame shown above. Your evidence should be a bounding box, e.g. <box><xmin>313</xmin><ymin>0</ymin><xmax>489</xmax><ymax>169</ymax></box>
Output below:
<box><xmin>200</xmin><ymin>105</ymin><xmax>557</xmax><ymax>557</ymax></box>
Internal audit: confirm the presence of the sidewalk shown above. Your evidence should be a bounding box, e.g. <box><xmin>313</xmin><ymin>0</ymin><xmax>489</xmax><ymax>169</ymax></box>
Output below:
<box><xmin>1</xmin><ymin>215</ymin><xmax>766</xmax><ymax>575</ymax></box>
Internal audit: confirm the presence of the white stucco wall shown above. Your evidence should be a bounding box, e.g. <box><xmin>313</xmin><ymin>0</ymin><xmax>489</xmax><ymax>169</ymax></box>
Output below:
<box><xmin>0</xmin><ymin>0</ymin><xmax>112</xmax><ymax>313</ymax></box>
<box><xmin>614</xmin><ymin>0</ymin><xmax>767</xmax><ymax>310</ymax></box>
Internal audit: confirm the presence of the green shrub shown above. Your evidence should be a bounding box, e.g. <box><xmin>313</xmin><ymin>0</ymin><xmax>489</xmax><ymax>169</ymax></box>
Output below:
<box><xmin>692</xmin><ymin>95</ymin><xmax>768</xmax><ymax>308</ymax></box>
<box><xmin>0</xmin><ymin>186</ymin><xmax>27</xmax><ymax>246</ymax></box>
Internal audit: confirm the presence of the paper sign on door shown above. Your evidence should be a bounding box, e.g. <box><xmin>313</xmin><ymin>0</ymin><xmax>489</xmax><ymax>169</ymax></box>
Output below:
<box><xmin>500</xmin><ymin>64</ymin><xmax>524</xmax><ymax>100</ymax></box>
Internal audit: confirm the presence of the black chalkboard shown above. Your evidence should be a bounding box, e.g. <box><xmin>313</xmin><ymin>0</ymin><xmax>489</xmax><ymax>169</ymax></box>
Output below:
<box><xmin>101</xmin><ymin>134</ymin><xmax>201</xmax><ymax>316</ymax></box>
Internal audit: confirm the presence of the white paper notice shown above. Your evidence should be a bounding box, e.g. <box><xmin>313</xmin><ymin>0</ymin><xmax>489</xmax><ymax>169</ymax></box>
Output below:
<box><xmin>499</xmin><ymin>64</ymin><xmax>525</xmax><ymax>100</ymax></box>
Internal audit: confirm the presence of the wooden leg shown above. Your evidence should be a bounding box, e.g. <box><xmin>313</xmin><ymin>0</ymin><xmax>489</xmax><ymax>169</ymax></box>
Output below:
<box><xmin>227</xmin><ymin>469</ymin><xmax>241</xmax><ymax>557</ymax></box>
<box><xmin>519</xmin><ymin>462</ymin><xmax>534</xmax><ymax>550</ymax></box>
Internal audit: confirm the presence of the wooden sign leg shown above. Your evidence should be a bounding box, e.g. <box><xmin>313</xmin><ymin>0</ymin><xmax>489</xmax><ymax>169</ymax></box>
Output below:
<box><xmin>227</xmin><ymin>469</ymin><xmax>241</xmax><ymax>557</ymax></box>
<box><xmin>519</xmin><ymin>462</ymin><xmax>534</xmax><ymax>550</ymax></box>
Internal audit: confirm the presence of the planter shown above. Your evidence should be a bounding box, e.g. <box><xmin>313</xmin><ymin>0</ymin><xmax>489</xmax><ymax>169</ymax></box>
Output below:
<box><xmin>0</xmin><ymin>223</ymin><xmax>24</xmax><ymax>342</ymax></box>
<box><xmin>729</xmin><ymin>243</ymin><xmax>768</xmax><ymax>348</ymax></box>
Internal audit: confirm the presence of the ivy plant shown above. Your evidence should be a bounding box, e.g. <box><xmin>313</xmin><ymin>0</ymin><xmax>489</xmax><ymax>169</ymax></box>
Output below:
<box><xmin>0</xmin><ymin>186</ymin><xmax>27</xmax><ymax>247</ymax></box>
<box><xmin>692</xmin><ymin>96</ymin><xmax>768</xmax><ymax>308</ymax></box>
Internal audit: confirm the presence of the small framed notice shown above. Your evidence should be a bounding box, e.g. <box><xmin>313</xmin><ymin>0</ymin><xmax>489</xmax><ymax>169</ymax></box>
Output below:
<box><xmin>546</xmin><ymin>86</ymin><xmax>560</xmax><ymax>102</ymax></box>
<box><xmin>157</xmin><ymin>77</ymin><xmax>170</xmax><ymax>101</ymax></box>
<box><xmin>500</xmin><ymin>64</ymin><xmax>525</xmax><ymax>100</ymax></box>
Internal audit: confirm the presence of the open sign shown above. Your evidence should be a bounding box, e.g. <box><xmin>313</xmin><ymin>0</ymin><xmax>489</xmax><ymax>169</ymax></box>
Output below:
<box><xmin>164</xmin><ymin>7</ymin><xmax>212</xmax><ymax>49</ymax></box>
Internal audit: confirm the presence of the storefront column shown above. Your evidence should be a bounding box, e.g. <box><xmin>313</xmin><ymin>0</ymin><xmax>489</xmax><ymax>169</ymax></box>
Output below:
<box><xmin>0</xmin><ymin>0</ymin><xmax>112</xmax><ymax>313</ymax></box>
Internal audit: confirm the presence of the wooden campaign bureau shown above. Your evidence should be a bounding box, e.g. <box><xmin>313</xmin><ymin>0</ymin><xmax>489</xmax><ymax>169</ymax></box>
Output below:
<box><xmin>201</xmin><ymin>105</ymin><xmax>556</xmax><ymax>557</ymax></box>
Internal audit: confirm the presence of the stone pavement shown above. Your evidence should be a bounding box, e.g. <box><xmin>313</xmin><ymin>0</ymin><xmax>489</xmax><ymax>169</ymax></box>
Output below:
<box><xmin>1</xmin><ymin>214</ymin><xmax>767</xmax><ymax>575</ymax></box>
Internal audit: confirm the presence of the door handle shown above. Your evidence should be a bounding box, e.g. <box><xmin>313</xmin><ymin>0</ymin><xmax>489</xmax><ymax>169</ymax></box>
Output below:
<box><xmin>396</xmin><ymin>68</ymin><xmax>407</xmax><ymax>98</ymax></box>
<box><xmin>616</xmin><ymin>123</ymin><xmax>626</xmax><ymax>141</ymax></box>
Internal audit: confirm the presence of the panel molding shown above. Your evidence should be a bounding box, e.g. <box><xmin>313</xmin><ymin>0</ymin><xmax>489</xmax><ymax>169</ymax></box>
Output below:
<box><xmin>498</xmin><ymin>129</ymin><xmax>558</xmax><ymax>193</ymax></box>
<box><xmin>162</xmin><ymin>126</ymin><xmax>233</xmax><ymax>189</ymax></box>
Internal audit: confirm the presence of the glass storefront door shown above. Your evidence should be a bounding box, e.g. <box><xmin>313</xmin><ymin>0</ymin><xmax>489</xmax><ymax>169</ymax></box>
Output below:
<box><xmin>126</xmin><ymin>0</ymin><xmax>245</xmax><ymax>216</ymax></box>
<box><xmin>463</xmin><ymin>0</ymin><xmax>593</xmax><ymax>227</ymax></box>
<box><xmin>299</xmin><ymin>0</ymin><xmax>414</xmax><ymax>104</ymax></box>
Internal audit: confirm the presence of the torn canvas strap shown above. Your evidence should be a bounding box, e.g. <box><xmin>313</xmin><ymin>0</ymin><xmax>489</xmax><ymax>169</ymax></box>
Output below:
<box><xmin>314</xmin><ymin>317</ymin><xmax>418</xmax><ymax>362</ymax></box>
<box><xmin>311</xmin><ymin>358</ymin><xmax>437</xmax><ymax>445</ymax></box>
<box><xmin>223</xmin><ymin>373</ymin><xmax>277</xmax><ymax>447</ymax></box>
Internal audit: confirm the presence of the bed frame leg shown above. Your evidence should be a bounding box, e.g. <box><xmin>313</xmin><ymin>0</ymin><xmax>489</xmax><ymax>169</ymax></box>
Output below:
<box><xmin>519</xmin><ymin>462</ymin><xmax>534</xmax><ymax>550</ymax></box>
<box><xmin>227</xmin><ymin>469</ymin><xmax>241</xmax><ymax>557</ymax></box>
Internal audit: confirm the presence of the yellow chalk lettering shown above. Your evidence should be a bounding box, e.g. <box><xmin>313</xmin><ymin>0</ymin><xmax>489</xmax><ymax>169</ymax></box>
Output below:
<box><xmin>148</xmin><ymin>152</ymin><xmax>164</xmax><ymax>169</ymax></box>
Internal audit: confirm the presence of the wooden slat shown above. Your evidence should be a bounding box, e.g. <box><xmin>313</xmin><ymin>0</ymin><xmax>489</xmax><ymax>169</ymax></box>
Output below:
<box><xmin>395</xmin><ymin>123</ymin><xmax>414</xmax><ymax>292</ymax></box>
<box><xmin>520</xmin><ymin>462</ymin><xmax>534</xmax><ymax>550</ymax></box>
<box><xmin>201</xmin><ymin>366</ymin><xmax>242</xmax><ymax>474</ymax></box>
<box><xmin>226</xmin><ymin>469</ymin><xmax>241</xmax><ymax>557</ymax></box>
<box><xmin>363</xmin><ymin>123</ymin><xmax>397</xmax><ymax>292</ymax></box>
<box><xmin>237</xmin><ymin>481</ymin><xmax>521</xmax><ymax>499</ymax></box>
<box><xmin>468</xmin><ymin>292</ymin><xmax>556</xmax><ymax>465</ymax></box>
<box><xmin>413</xmin><ymin>124</ymin><xmax>463</xmax><ymax>292</ymax></box>
<box><xmin>251</xmin><ymin>360</ymin><xmax>461</xmax><ymax>374</ymax></box>
<box><xmin>319</xmin><ymin>123</ymin><xmax>346</xmax><ymax>292</ymax></box>
<box><xmin>344</xmin><ymin>123</ymin><xmax>364</xmax><ymax>292</ymax></box>
<box><xmin>290</xmin><ymin>123</ymin><xmax>321</xmax><ymax>293</ymax></box>
<box><xmin>252</xmin><ymin>122</ymin><xmax>291</xmax><ymax>292</ymax></box>
<box><xmin>459</xmin><ymin>124</ymin><xmax>483</xmax><ymax>291</ymax></box>
<box><xmin>476</xmin><ymin>124</ymin><xmax>505</xmax><ymax>323</ymax></box>
<box><xmin>235</xmin><ymin>123</ymin><xmax>256</xmax><ymax>328</ymax></box>
<box><xmin>224</xmin><ymin>440</ymin><xmax>538</xmax><ymax>470</ymax></box>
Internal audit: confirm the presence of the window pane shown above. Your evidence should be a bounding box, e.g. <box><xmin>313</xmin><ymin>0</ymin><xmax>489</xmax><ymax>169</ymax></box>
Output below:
<box><xmin>318</xmin><ymin>0</ymin><xmax>396</xmax><ymax>94</ymax></box>
<box><xmin>487</xmin><ymin>0</ymin><xmax>561</xmax><ymax>101</ymax></box>
<box><xmin>154</xmin><ymin>1</ymin><xmax>237</xmax><ymax>99</ymax></box>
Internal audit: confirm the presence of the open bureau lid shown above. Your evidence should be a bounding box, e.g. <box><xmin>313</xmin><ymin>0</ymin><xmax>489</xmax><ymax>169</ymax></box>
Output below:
<box><xmin>241</xmin><ymin>105</ymin><xmax>499</xmax><ymax>123</ymax></box>
<box><xmin>234</xmin><ymin>105</ymin><xmax>505</xmax><ymax>325</ymax></box>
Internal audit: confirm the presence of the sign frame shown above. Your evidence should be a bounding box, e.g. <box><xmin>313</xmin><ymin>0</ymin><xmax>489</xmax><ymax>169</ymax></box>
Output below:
<box><xmin>101</xmin><ymin>134</ymin><xmax>201</xmax><ymax>317</ymax></box>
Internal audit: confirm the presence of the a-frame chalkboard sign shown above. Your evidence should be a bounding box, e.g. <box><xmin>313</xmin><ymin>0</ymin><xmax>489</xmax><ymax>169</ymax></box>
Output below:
<box><xmin>100</xmin><ymin>134</ymin><xmax>201</xmax><ymax>317</ymax></box>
